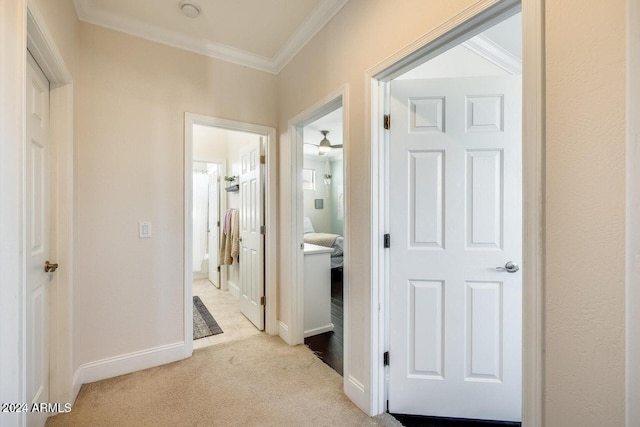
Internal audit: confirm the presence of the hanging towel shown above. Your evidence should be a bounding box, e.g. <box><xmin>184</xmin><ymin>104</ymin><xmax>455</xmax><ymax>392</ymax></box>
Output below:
<box><xmin>221</xmin><ymin>209</ymin><xmax>240</xmax><ymax>265</ymax></box>
<box><xmin>229</xmin><ymin>209</ymin><xmax>240</xmax><ymax>261</ymax></box>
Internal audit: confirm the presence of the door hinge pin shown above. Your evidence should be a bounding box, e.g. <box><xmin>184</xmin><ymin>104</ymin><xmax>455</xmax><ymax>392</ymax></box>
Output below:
<box><xmin>384</xmin><ymin>351</ymin><xmax>390</xmax><ymax>366</ymax></box>
<box><xmin>384</xmin><ymin>114</ymin><xmax>391</xmax><ymax>130</ymax></box>
<box><xmin>384</xmin><ymin>234</ymin><xmax>391</xmax><ymax>248</ymax></box>
<box><xmin>260</xmin><ymin>296</ymin><xmax>266</xmax><ymax>306</ymax></box>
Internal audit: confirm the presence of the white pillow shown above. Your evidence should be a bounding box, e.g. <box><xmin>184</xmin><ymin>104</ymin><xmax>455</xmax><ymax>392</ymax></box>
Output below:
<box><xmin>303</xmin><ymin>217</ymin><xmax>315</xmax><ymax>234</ymax></box>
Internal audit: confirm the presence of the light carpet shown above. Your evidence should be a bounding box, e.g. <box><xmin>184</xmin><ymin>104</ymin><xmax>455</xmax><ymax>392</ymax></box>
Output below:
<box><xmin>46</xmin><ymin>334</ymin><xmax>402</xmax><ymax>427</ymax></box>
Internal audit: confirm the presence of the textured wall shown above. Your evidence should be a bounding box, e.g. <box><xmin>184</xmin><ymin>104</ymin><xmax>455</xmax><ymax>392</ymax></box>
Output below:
<box><xmin>544</xmin><ymin>0</ymin><xmax>626</xmax><ymax>425</ymax></box>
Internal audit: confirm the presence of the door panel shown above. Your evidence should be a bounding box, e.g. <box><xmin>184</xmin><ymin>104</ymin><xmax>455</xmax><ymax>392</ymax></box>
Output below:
<box><xmin>26</xmin><ymin>51</ymin><xmax>50</xmax><ymax>427</ymax></box>
<box><xmin>239</xmin><ymin>138</ymin><xmax>264</xmax><ymax>330</ymax></box>
<box><xmin>388</xmin><ymin>76</ymin><xmax>522</xmax><ymax>422</ymax></box>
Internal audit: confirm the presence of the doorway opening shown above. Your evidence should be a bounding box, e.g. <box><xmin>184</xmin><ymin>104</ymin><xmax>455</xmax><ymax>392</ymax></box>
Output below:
<box><xmin>301</xmin><ymin>107</ymin><xmax>346</xmax><ymax>376</ymax></box>
<box><xmin>288</xmin><ymin>89</ymin><xmax>348</xmax><ymax>380</ymax></box>
<box><xmin>184</xmin><ymin>113</ymin><xmax>277</xmax><ymax>354</ymax></box>
<box><xmin>369</xmin><ymin>0</ymin><xmax>543</xmax><ymax>423</ymax></box>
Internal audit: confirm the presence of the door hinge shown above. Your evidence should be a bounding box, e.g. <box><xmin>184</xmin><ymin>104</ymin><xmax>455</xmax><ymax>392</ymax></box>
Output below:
<box><xmin>384</xmin><ymin>351</ymin><xmax>390</xmax><ymax>366</ymax></box>
<box><xmin>383</xmin><ymin>234</ymin><xmax>391</xmax><ymax>248</ymax></box>
<box><xmin>260</xmin><ymin>155</ymin><xmax>266</xmax><ymax>164</ymax></box>
<box><xmin>217</xmin><ymin>221</ymin><xmax>220</xmax><ymax>227</ymax></box>
<box><xmin>260</xmin><ymin>296</ymin><xmax>266</xmax><ymax>306</ymax></box>
<box><xmin>384</xmin><ymin>114</ymin><xmax>391</xmax><ymax>130</ymax></box>
<box><xmin>217</xmin><ymin>266</ymin><xmax>220</xmax><ymax>272</ymax></box>
<box><xmin>260</xmin><ymin>225</ymin><xmax>266</xmax><ymax>235</ymax></box>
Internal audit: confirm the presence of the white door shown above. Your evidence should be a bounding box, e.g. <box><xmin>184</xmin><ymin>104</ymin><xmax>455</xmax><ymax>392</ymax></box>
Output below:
<box><xmin>208</xmin><ymin>165</ymin><xmax>220</xmax><ymax>287</ymax></box>
<box><xmin>26</xmin><ymin>51</ymin><xmax>51</xmax><ymax>427</ymax></box>
<box><xmin>388</xmin><ymin>76</ymin><xmax>522</xmax><ymax>421</ymax></box>
<box><xmin>239</xmin><ymin>138</ymin><xmax>264</xmax><ymax>330</ymax></box>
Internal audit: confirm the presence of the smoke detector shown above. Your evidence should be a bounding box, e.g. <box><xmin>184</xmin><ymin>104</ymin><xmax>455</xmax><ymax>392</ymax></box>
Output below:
<box><xmin>180</xmin><ymin>1</ymin><xmax>201</xmax><ymax>18</ymax></box>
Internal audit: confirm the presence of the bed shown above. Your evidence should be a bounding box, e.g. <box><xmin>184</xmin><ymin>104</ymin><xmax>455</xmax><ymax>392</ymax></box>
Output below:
<box><xmin>302</xmin><ymin>217</ymin><xmax>344</xmax><ymax>269</ymax></box>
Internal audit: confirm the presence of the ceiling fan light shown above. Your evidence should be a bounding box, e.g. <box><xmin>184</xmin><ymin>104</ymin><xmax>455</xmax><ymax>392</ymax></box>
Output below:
<box><xmin>318</xmin><ymin>130</ymin><xmax>332</xmax><ymax>155</ymax></box>
<box><xmin>180</xmin><ymin>1</ymin><xmax>201</xmax><ymax>18</ymax></box>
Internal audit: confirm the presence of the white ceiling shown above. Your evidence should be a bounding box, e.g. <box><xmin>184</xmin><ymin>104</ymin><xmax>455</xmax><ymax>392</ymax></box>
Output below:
<box><xmin>73</xmin><ymin>0</ymin><xmax>349</xmax><ymax>74</ymax></box>
<box><xmin>398</xmin><ymin>12</ymin><xmax>522</xmax><ymax>80</ymax></box>
<box><xmin>303</xmin><ymin>107</ymin><xmax>343</xmax><ymax>158</ymax></box>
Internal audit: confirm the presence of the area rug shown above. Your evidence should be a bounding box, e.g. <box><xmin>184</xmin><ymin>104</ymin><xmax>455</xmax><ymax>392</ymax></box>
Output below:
<box><xmin>193</xmin><ymin>296</ymin><xmax>223</xmax><ymax>339</ymax></box>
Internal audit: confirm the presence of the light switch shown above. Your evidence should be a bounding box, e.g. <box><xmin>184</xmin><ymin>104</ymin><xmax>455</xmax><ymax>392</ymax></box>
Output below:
<box><xmin>139</xmin><ymin>222</ymin><xmax>152</xmax><ymax>238</ymax></box>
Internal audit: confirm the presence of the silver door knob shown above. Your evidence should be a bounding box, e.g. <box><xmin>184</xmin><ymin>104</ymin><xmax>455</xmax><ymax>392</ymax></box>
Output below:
<box><xmin>44</xmin><ymin>261</ymin><xmax>59</xmax><ymax>273</ymax></box>
<box><xmin>496</xmin><ymin>261</ymin><xmax>519</xmax><ymax>273</ymax></box>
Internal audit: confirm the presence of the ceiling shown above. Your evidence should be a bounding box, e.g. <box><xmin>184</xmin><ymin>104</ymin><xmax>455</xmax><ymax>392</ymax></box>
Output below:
<box><xmin>73</xmin><ymin>0</ymin><xmax>349</xmax><ymax>74</ymax></box>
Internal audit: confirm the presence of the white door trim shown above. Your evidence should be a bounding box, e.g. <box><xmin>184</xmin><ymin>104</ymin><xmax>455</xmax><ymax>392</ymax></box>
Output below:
<box><xmin>626</xmin><ymin>0</ymin><xmax>640</xmax><ymax>424</ymax></box>
<box><xmin>184</xmin><ymin>113</ymin><xmax>278</xmax><ymax>354</ymax></box>
<box><xmin>26</xmin><ymin>0</ymin><xmax>76</xmax><ymax>409</ymax></box>
<box><xmin>286</xmin><ymin>87</ymin><xmax>347</xmax><ymax>346</ymax></box>
<box><xmin>367</xmin><ymin>0</ymin><xmax>544</xmax><ymax>423</ymax></box>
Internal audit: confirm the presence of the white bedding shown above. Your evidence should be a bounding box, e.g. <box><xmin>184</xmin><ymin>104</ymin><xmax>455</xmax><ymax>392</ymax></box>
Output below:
<box><xmin>303</xmin><ymin>217</ymin><xmax>344</xmax><ymax>267</ymax></box>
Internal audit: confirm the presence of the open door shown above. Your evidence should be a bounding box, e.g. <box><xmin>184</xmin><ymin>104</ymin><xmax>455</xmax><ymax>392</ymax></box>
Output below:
<box><xmin>239</xmin><ymin>137</ymin><xmax>265</xmax><ymax>330</ymax></box>
<box><xmin>387</xmin><ymin>76</ymin><xmax>522</xmax><ymax>421</ymax></box>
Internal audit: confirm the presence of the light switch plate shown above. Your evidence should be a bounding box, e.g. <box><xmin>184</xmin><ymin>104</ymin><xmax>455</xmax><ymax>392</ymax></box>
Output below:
<box><xmin>139</xmin><ymin>222</ymin><xmax>152</xmax><ymax>238</ymax></box>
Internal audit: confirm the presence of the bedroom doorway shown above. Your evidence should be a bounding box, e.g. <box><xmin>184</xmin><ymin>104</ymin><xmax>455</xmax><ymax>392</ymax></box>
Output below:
<box><xmin>184</xmin><ymin>113</ymin><xmax>278</xmax><ymax>353</ymax></box>
<box><xmin>289</xmin><ymin>90</ymin><xmax>347</xmax><ymax>376</ymax></box>
<box><xmin>302</xmin><ymin>107</ymin><xmax>345</xmax><ymax>375</ymax></box>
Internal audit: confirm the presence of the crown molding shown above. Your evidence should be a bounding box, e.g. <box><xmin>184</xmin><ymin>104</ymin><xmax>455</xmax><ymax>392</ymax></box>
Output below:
<box><xmin>462</xmin><ymin>33</ymin><xmax>522</xmax><ymax>74</ymax></box>
<box><xmin>272</xmin><ymin>0</ymin><xmax>349</xmax><ymax>73</ymax></box>
<box><xmin>74</xmin><ymin>0</ymin><xmax>349</xmax><ymax>75</ymax></box>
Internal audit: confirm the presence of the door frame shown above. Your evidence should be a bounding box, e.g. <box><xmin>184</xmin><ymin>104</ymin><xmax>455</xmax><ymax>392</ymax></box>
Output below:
<box><xmin>626</xmin><ymin>0</ymin><xmax>640</xmax><ymax>423</ymax></box>
<box><xmin>368</xmin><ymin>0</ymin><xmax>544</xmax><ymax>423</ymax></box>
<box><xmin>286</xmin><ymin>87</ymin><xmax>348</xmax><ymax>346</ymax></box>
<box><xmin>184</xmin><ymin>113</ymin><xmax>278</xmax><ymax>353</ymax></box>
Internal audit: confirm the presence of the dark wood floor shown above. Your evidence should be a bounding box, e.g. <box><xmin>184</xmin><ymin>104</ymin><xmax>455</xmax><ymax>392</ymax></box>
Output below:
<box><xmin>305</xmin><ymin>268</ymin><xmax>344</xmax><ymax>376</ymax></box>
<box><xmin>390</xmin><ymin>414</ymin><xmax>521</xmax><ymax>427</ymax></box>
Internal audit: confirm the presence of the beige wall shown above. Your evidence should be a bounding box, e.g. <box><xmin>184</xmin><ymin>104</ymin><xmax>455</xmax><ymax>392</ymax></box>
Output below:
<box><xmin>545</xmin><ymin>0</ymin><xmax>625</xmax><ymax>425</ymax></box>
<box><xmin>75</xmin><ymin>23</ymin><xmax>277</xmax><ymax>366</ymax></box>
<box><xmin>278</xmin><ymin>0</ymin><xmax>626</xmax><ymax>423</ymax></box>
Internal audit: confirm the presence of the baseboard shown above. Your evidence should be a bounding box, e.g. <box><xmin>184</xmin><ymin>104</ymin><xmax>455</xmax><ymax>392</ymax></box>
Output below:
<box><xmin>228</xmin><ymin>280</ymin><xmax>240</xmax><ymax>298</ymax></box>
<box><xmin>279</xmin><ymin>321</ymin><xmax>294</xmax><ymax>345</ymax></box>
<box><xmin>304</xmin><ymin>323</ymin><xmax>334</xmax><ymax>338</ymax></box>
<box><xmin>72</xmin><ymin>341</ymin><xmax>188</xmax><ymax>392</ymax></box>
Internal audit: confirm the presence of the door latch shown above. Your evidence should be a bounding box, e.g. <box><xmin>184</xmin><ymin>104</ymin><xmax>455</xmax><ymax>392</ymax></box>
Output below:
<box><xmin>44</xmin><ymin>261</ymin><xmax>59</xmax><ymax>273</ymax></box>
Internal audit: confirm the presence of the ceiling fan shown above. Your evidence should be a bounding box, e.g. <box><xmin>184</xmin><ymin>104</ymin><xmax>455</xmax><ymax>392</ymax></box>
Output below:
<box><xmin>316</xmin><ymin>130</ymin><xmax>342</xmax><ymax>155</ymax></box>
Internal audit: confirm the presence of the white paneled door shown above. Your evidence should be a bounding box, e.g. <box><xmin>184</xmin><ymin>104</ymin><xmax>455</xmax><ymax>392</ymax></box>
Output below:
<box><xmin>388</xmin><ymin>76</ymin><xmax>522</xmax><ymax>421</ymax></box>
<box><xmin>208</xmin><ymin>165</ymin><xmax>220</xmax><ymax>287</ymax></box>
<box><xmin>26</xmin><ymin>52</ymin><xmax>51</xmax><ymax>427</ymax></box>
<box><xmin>239</xmin><ymin>138</ymin><xmax>265</xmax><ymax>330</ymax></box>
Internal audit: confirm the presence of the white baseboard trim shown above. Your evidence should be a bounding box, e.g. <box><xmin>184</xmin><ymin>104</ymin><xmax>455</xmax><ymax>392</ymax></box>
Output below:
<box><xmin>345</xmin><ymin>374</ymin><xmax>369</xmax><ymax>415</ymax></box>
<box><xmin>228</xmin><ymin>280</ymin><xmax>240</xmax><ymax>298</ymax></box>
<box><xmin>304</xmin><ymin>323</ymin><xmax>334</xmax><ymax>338</ymax></box>
<box><xmin>279</xmin><ymin>321</ymin><xmax>294</xmax><ymax>345</ymax></box>
<box><xmin>72</xmin><ymin>341</ymin><xmax>188</xmax><ymax>395</ymax></box>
